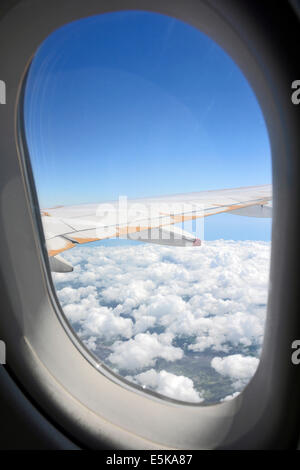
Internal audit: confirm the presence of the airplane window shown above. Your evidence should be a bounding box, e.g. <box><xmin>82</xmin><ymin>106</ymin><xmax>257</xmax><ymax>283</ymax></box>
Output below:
<box><xmin>24</xmin><ymin>11</ymin><xmax>272</xmax><ymax>404</ymax></box>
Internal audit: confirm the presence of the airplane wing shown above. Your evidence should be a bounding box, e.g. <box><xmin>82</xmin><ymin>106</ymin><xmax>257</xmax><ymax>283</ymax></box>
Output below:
<box><xmin>41</xmin><ymin>184</ymin><xmax>272</xmax><ymax>272</ymax></box>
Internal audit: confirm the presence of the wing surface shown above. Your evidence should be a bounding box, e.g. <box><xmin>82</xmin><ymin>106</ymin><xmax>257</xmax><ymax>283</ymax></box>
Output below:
<box><xmin>41</xmin><ymin>184</ymin><xmax>272</xmax><ymax>270</ymax></box>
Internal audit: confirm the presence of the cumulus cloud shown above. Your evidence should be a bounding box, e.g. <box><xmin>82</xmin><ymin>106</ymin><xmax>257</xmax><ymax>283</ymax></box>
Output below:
<box><xmin>221</xmin><ymin>391</ymin><xmax>240</xmax><ymax>402</ymax></box>
<box><xmin>82</xmin><ymin>335</ymin><xmax>97</xmax><ymax>352</ymax></box>
<box><xmin>52</xmin><ymin>240</ymin><xmax>270</xmax><ymax>402</ymax></box>
<box><xmin>108</xmin><ymin>332</ymin><xmax>183</xmax><ymax>371</ymax></box>
<box><xmin>127</xmin><ymin>369</ymin><xmax>204</xmax><ymax>403</ymax></box>
<box><xmin>187</xmin><ymin>311</ymin><xmax>264</xmax><ymax>353</ymax></box>
<box><xmin>211</xmin><ymin>354</ymin><xmax>259</xmax><ymax>390</ymax></box>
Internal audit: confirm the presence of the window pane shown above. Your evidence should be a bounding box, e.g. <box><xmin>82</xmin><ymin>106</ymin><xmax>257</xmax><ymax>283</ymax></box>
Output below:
<box><xmin>24</xmin><ymin>11</ymin><xmax>272</xmax><ymax>404</ymax></box>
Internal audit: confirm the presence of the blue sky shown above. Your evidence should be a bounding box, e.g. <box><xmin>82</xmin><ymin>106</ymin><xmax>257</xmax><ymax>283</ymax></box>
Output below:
<box><xmin>24</xmin><ymin>10</ymin><xmax>272</xmax><ymax>241</ymax></box>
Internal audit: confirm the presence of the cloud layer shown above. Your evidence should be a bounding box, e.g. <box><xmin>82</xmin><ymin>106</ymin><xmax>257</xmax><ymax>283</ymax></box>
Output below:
<box><xmin>52</xmin><ymin>240</ymin><xmax>270</xmax><ymax>403</ymax></box>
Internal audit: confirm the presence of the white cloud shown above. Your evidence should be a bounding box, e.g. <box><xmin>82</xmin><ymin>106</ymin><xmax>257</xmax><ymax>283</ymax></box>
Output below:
<box><xmin>108</xmin><ymin>332</ymin><xmax>183</xmax><ymax>371</ymax></box>
<box><xmin>79</xmin><ymin>308</ymin><xmax>134</xmax><ymax>340</ymax></box>
<box><xmin>82</xmin><ymin>335</ymin><xmax>97</xmax><ymax>352</ymax></box>
<box><xmin>211</xmin><ymin>354</ymin><xmax>259</xmax><ymax>390</ymax></box>
<box><xmin>187</xmin><ymin>311</ymin><xmax>264</xmax><ymax>353</ymax></box>
<box><xmin>128</xmin><ymin>369</ymin><xmax>204</xmax><ymax>403</ymax></box>
<box><xmin>221</xmin><ymin>391</ymin><xmax>240</xmax><ymax>402</ymax></box>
